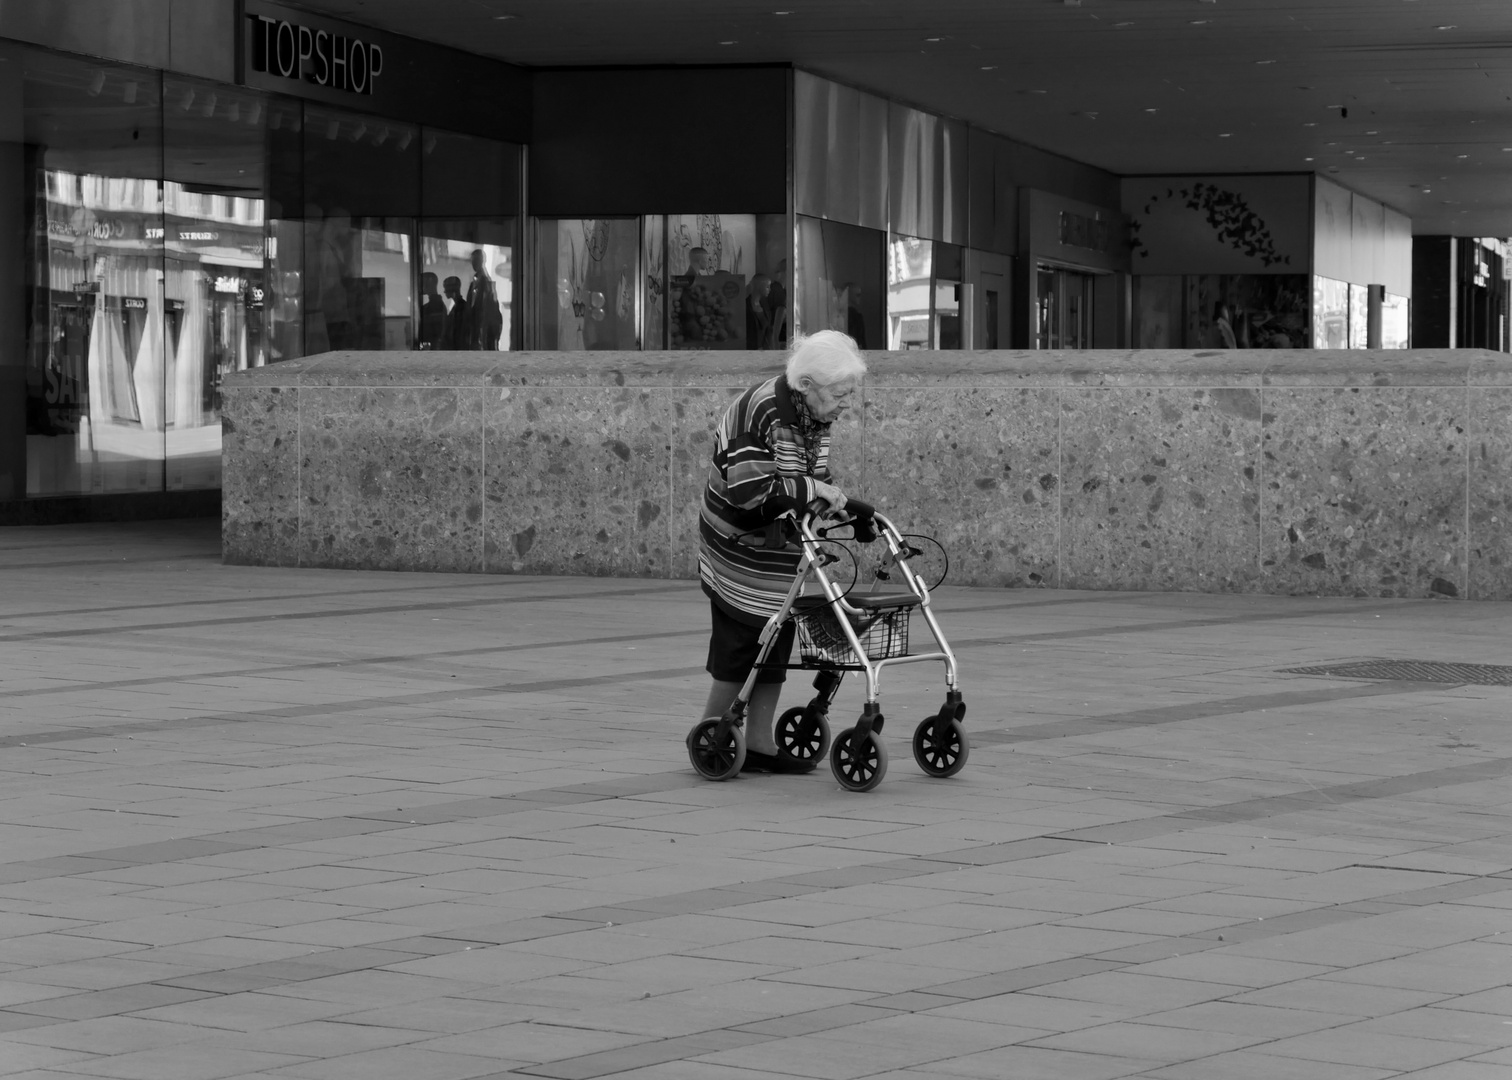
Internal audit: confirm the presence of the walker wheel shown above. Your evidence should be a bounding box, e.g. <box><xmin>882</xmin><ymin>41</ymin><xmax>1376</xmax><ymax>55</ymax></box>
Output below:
<box><xmin>913</xmin><ymin>717</ymin><xmax>969</xmax><ymax>778</ymax></box>
<box><xmin>688</xmin><ymin>718</ymin><xmax>745</xmax><ymax>781</ymax></box>
<box><xmin>775</xmin><ymin>706</ymin><xmax>831</xmax><ymax>767</ymax></box>
<box><xmin>830</xmin><ymin>728</ymin><xmax>888</xmax><ymax>792</ymax></box>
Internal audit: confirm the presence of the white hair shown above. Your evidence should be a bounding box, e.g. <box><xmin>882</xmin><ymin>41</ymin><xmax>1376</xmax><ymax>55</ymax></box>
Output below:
<box><xmin>785</xmin><ymin>330</ymin><xmax>867</xmax><ymax>389</ymax></box>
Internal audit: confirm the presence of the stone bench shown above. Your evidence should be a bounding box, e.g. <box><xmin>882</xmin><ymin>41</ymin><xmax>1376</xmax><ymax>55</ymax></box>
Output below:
<box><xmin>221</xmin><ymin>348</ymin><xmax>1512</xmax><ymax>599</ymax></box>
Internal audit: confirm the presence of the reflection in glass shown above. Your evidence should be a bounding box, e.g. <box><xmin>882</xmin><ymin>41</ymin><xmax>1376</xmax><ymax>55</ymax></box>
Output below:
<box><xmin>1382</xmin><ymin>292</ymin><xmax>1409</xmax><ymax>349</ymax></box>
<box><xmin>1313</xmin><ymin>275</ymin><xmax>1348</xmax><ymax>348</ymax></box>
<box><xmin>1036</xmin><ymin>265</ymin><xmax>1093</xmax><ymax>349</ymax></box>
<box><xmin>796</xmin><ymin>215</ymin><xmax>883</xmax><ymax>348</ymax></box>
<box><xmin>23</xmin><ymin>51</ymin><xmax>165</xmax><ymax>496</ymax></box>
<box><xmin>163</xmin><ymin>78</ymin><xmax>267</xmax><ymax>490</ymax></box>
<box><xmin>420</xmin><ymin>223</ymin><xmax>512</xmax><ymax>350</ymax></box>
<box><xmin>643</xmin><ymin>214</ymin><xmax>666</xmax><ymax>348</ymax></box>
<box><xmin>300</xmin><ymin>106</ymin><xmax>418</xmax><ymax>352</ymax></box>
<box><xmin>532</xmin><ymin>218</ymin><xmax>640</xmax><ymax>350</ymax></box>
<box><xmin>420</xmin><ymin>129</ymin><xmax>519</xmax><ymax>351</ymax></box>
<box><xmin>667</xmin><ymin>213</ymin><xmax>750</xmax><ymax>349</ymax></box>
<box><xmin>887</xmin><ymin>233</ymin><xmax>931</xmax><ymax>349</ymax></box>
<box><xmin>265</xmin><ymin>99</ymin><xmax>304</xmax><ymax>363</ymax></box>
<box><xmin>1348</xmin><ymin>282</ymin><xmax>1369</xmax><ymax>349</ymax></box>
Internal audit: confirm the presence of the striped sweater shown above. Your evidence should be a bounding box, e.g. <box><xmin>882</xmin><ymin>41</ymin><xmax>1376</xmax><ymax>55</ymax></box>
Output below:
<box><xmin>698</xmin><ymin>375</ymin><xmax>832</xmax><ymax>625</ymax></box>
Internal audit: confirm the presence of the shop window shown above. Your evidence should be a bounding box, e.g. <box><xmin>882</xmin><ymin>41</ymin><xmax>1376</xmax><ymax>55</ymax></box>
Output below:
<box><xmin>886</xmin><ymin>233</ymin><xmax>931</xmax><ymax>349</ymax></box>
<box><xmin>935</xmin><ymin>242</ymin><xmax>963</xmax><ymax>350</ymax></box>
<box><xmin>1313</xmin><ymin>275</ymin><xmax>1349</xmax><ymax>348</ymax></box>
<box><xmin>163</xmin><ymin>77</ymin><xmax>268</xmax><ymax>492</ymax></box>
<box><xmin>419</xmin><ymin>130</ymin><xmax>520</xmax><ymax>351</ymax></box>
<box><xmin>532</xmin><ymin>218</ymin><xmax>640</xmax><ymax>350</ymax></box>
<box><xmin>20</xmin><ymin>49</ymin><xmax>166</xmax><ymax>498</ymax></box>
<box><xmin>795</xmin><ymin>215</ymin><xmax>882</xmax><ymax>349</ymax></box>
<box><xmin>1382</xmin><ymin>292</ymin><xmax>1410</xmax><ymax>349</ymax></box>
<box><xmin>646</xmin><ymin>214</ymin><xmax>789</xmax><ymax>350</ymax></box>
<box><xmin>298</xmin><ymin>105</ymin><xmax>418</xmax><ymax>352</ymax></box>
<box><xmin>265</xmin><ymin>99</ymin><xmax>305</xmax><ymax>365</ymax></box>
<box><xmin>1348</xmin><ymin>282</ymin><xmax>1369</xmax><ymax>349</ymax></box>
<box><xmin>1133</xmin><ymin>275</ymin><xmax>1309</xmax><ymax>349</ymax></box>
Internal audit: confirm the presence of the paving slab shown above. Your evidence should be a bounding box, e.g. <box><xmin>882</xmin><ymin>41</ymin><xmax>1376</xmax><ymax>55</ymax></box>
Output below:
<box><xmin>3</xmin><ymin>520</ymin><xmax>1512</xmax><ymax>1078</ymax></box>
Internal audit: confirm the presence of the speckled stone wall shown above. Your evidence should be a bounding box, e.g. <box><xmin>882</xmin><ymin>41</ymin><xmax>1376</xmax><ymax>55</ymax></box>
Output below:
<box><xmin>222</xmin><ymin>348</ymin><xmax>1512</xmax><ymax>598</ymax></box>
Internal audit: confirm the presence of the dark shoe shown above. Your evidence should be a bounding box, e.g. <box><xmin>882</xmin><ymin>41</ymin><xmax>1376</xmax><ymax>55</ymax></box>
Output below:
<box><xmin>743</xmin><ymin>750</ymin><xmax>819</xmax><ymax>775</ymax></box>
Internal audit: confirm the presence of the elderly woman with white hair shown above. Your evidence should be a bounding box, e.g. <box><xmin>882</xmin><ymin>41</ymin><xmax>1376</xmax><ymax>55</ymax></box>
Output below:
<box><xmin>696</xmin><ymin>329</ymin><xmax>867</xmax><ymax>772</ymax></box>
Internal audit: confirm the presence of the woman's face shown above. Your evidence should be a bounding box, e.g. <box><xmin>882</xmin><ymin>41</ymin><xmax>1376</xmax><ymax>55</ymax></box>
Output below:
<box><xmin>799</xmin><ymin>377</ymin><xmax>859</xmax><ymax>423</ymax></box>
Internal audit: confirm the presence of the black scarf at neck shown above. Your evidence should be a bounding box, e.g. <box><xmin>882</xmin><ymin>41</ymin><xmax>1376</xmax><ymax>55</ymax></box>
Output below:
<box><xmin>789</xmin><ymin>384</ymin><xmax>828</xmax><ymax>475</ymax></box>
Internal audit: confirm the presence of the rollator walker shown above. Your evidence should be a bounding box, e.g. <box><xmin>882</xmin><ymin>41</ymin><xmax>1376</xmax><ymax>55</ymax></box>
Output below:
<box><xmin>687</xmin><ymin>501</ymin><xmax>967</xmax><ymax>792</ymax></box>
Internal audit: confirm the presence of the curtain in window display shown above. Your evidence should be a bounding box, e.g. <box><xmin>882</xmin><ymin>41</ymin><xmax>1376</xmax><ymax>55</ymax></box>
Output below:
<box><xmin>31</xmin><ymin>168</ymin><xmax>166</xmax><ymax>496</ymax></box>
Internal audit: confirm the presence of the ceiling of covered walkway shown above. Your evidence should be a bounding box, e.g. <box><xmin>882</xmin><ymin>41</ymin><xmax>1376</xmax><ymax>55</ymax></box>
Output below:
<box><xmin>304</xmin><ymin>0</ymin><xmax>1512</xmax><ymax>236</ymax></box>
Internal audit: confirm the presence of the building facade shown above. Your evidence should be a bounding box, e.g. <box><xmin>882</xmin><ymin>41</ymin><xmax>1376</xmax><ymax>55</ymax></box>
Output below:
<box><xmin>0</xmin><ymin>1</ymin><xmax>1501</xmax><ymax>521</ymax></box>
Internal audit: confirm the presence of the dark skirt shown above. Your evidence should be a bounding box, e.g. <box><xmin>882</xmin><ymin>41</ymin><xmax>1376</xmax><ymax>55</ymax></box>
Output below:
<box><xmin>706</xmin><ymin>599</ymin><xmax>795</xmax><ymax>684</ymax></box>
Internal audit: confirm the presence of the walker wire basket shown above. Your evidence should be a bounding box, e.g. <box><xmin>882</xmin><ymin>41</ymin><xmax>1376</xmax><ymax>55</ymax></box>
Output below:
<box><xmin>797</xmin><ymin>605</ymin><xmax>912</xmax><ymax>666</ymax></box>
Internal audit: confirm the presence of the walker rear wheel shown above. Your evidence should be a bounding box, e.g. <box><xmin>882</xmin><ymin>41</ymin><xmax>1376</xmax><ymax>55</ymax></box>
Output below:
<box><xmin>688</xmin><ymin>718</ymin><xmax>746</xmax><ymax>781</ymax></box>
<box><xmin>830</xmin><ymin>729</ymin><xmax>887</xmax><ymax>792</ymax></box>
<box><xmin>912</xmin><ymin>717</ymin><xmax>969</xmax><ymax>778</ymax></box>
<box><xmin>775</xmin><ymin>706</ymin><xmax>831</xmax><ymax>767</ymax></box>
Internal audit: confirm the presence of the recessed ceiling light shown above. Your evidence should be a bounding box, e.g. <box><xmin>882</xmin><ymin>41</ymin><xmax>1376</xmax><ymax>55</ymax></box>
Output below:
<box><xmin>719</xmin><ymin>40</ymin><xmax>737</xmax><ymax>45</ymax></box>
<box><xmin>1190</xmin><ymin>19</ymin><xmax>1210</xmax><ymax>25</ymax></box>
<box><xmin>1218</xmin><ymin>132</ymin><xmax>1232</xmax><ymax>137</ymax></box>
<box><xmin>1255</xmin><ymin>59</ymin><xmax>1276</xmax><ymax>64</ymax></box>
<box><xmin>1458</xmin><ymin>153</ymin><xmax>1469</xmax><ymax>158</ymax></box>
<box><xmin>1436</xmin><ymin>24</ymin><xmax>1457</xmax><ymax>30</ymax></box>
<box><xmin>1144</xmin><ymin>107</ymin><xmax>1158</xmax><ymax>113</ymax></box>
<box><xmin>1305</xmin><ymin>157</ymin><xmax>1314</xmax><ymax>161</ymax></box>
<box><xmin>1303</xmin><ymin>122</ymin><xmax>1317</xmax><ymax>127</ymax></box>
<box><xmin>1366</xmin><ymin>130</ymin><xmax>1379</xmax><ymax>135</ymax></box>
<box><xmin>925</xmin><ymin>37</ymin><xmax>942</xmax><ymax>42</ymax></box>
<box><xmin>980</xmin><ymin>65</ymin><xmax>997</xmax><ymax>70</ymax></box>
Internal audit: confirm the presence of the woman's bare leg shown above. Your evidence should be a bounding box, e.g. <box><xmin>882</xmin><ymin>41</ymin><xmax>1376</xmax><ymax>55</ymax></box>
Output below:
<box><xmin>701</xmin><ymin>679</ymin><xmax>782</xmax><ymax>755</ymax></box>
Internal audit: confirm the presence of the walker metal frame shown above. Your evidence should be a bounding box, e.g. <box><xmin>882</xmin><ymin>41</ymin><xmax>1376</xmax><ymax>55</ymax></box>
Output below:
<box><xmin>686</xmin><ymin>503</ymin><xmax>969</xmax><ymax>791</ymax></box>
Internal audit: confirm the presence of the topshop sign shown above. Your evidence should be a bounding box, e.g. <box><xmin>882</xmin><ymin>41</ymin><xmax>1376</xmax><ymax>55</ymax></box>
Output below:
<box><xmin>237</xmin><ymin>0</ymin><xmax>532</xmax><ymax>144</ymax></box>
<box><xmin>246</xmin><ymin>12</ymin><xmax>384</xmax><ymax>95</ymax></box>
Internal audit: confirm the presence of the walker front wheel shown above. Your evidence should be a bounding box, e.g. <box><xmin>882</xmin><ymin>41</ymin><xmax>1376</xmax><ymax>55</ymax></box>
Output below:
<box><xmin>830</xmin><ymin>729</ymin><xmax>887</xmax><ymax>792</ymax></box>
<box><xmin>913</xmin><ymin>717</ymin><xmax>969</xmax><ymax>778</ymax></box>
<box><xmin>775</xmin><ymin>706</ymin><xmax>831</xmax><ymax>767</ymax></box>
<box><xmin>688</xmin><ymin>718</ymin><xmax>746</xmax><ymax>781</ymax></box>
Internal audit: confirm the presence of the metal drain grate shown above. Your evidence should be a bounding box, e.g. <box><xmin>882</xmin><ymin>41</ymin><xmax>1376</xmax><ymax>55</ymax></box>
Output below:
<box><xmin>1280</xmin><ymin>659</ymin><xmax>1512</xmax><ymax>686</ymax></box>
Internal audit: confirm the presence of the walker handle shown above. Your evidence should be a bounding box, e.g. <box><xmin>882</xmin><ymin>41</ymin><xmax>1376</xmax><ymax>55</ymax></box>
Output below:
<box><xmin>843</xmin><ymin>498</ymin><xmax>875</xmax><ymax>521</ymax></box>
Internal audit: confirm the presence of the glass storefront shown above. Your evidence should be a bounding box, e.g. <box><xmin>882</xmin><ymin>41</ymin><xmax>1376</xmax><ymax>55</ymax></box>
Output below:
<box><xmin>1132</xmin><ymin>274</ymin><xmax>1310</xmax><ymax>349</ymax></box>
<box><xmin>8</xmin><ymin>42</ymin><xmax>522</xmax><ymax>501</ymax></box>
<box><xmin>1382</xmin><ymin>292</ymin><xmax>1410</xmax><ymax>349</ymax></box>
<box><xmin>23</xmin><ymin>49</ymin><xmax>167</xmax><ymax>497</ymax></box>
<box><xmin>1313</xmin><ymin>275</ymin><xmax>1349</xmax><ymax>348</ymax></box>
<box><xmin>795</xmin><ymin>214</ymin><xmax>883</xmax><ymax>348</ymax></box>
<box><xmin>1036</xmin><ymin>264</ymin><xmax>1094</xmax><ymax>350</ymax></box>
<box><xmin>662</xmin><ymin>214</ymin><xmax>788</xmax><ymax>351</ymax></box>
<box><xmin>532</xmin><ymin>217</ymin><xmax>640</xmax><ymax>350</ymax></box>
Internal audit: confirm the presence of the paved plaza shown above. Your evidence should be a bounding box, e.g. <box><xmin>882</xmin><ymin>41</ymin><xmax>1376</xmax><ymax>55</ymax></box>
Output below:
<box><xmin>2</xmin><ymin>520</ymin><xmax>1511</xmax><ymax>1079</ymax></box>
